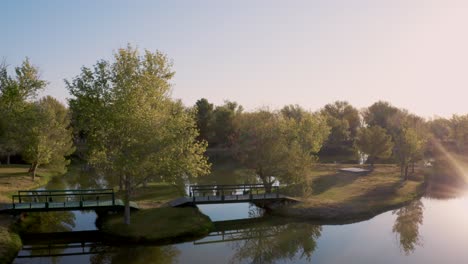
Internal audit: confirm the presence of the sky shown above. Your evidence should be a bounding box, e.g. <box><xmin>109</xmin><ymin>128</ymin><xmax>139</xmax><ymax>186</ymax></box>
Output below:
<box><xmin>2</xmin><ymin>0</ymin><xmax>468</xmax><ymax>118</ymax></box>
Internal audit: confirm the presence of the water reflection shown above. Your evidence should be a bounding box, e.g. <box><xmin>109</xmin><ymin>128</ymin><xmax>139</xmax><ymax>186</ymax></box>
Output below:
<box><xmin>90</xmin><ymin>246</ymin><xmax>179</xmax><ymax>264</ymax></box>
<box><xmin>392</xmin><ymin>200</ymin><xmax>424</xmax><ymax>255</ymax></box>
<box><xmin>227</xmin><ymin>222</ymin><xmax>322</xmax><ymax>264</ymax></box>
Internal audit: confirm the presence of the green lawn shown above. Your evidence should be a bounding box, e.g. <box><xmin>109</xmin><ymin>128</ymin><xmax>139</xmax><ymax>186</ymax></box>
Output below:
<box><xmin>0</xmin><ymin>164</ymin><xmax>59</xmax><ymax>204</ymax></box>
<box><xmin>0</xmin><ymin>164</ymin><xmax>62</xmax><ymax>264</ymax></box>
<box><xmin>276</xmin><ymin>164</ymin><xmax>426</xmax><ymax>221</ymax></box>
<box><xmin>101</xmin><ymin>207</ymin><xmax>213</xmax><ymax>243</ymax></box>
<box><xmin>116</xmin><ymin>183</ymin><xmax>184</xmax><ymax>209</ymax></box>
<box><xmin>0</xmin><ymin>226</ymin><xmax>21</xmax><ymax>264</ymax></box>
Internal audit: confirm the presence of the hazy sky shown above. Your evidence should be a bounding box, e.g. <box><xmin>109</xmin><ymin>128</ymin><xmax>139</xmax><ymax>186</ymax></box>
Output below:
<box><xmin>2</xmin><ymin>0</ymin><xmax>468</xmax><ymax>117</ymax></box>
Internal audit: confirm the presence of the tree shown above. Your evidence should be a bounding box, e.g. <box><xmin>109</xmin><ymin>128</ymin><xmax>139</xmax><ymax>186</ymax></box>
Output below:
<box><xmin>362</xmin><ymin>101</ymin><xmax>400</xmax><ymax>132</ymax></box>
<box><xmin>0</xmin><ymin>59</ymin><xmax>47</xmax><ymax>164</ymax></box>
<box><xmin>393</xmin><ymin>127</ymin><xmax>426</xmax><ymax>180</ymax></box>
<box><xmin>449</xmin><ymin>115</ymin><xmax>468</xmax><ymax>153</ymax></box>
<box><xmin>21</xmin><ymin>96</ymin><xmax>75</xmax><ymax>180</ymax></box>
<box><xmin>231</xmin><ymin>109</ymin><xmax>329</xmax><ymax>193</ymax></box>
<box><xmin>67</xmin><ymin>45</ymin><xmax>210</xmax><ymax>224</ymax></box>
<box><xmin>427</xmin><ymin>117</ymin><xmax>451</xmax><ymax>152</ymax></box>
<box><xmin>211</xmin><ymin>101</ymin><xmax>243</xmax><ymax>147</ymax></box>
<box><xmin>319</xmin><ymin>101</ymin><xmax>361</xmax><ymax>161</ymax></box>
<box><xmin>356</xmin><ymin>126</ymin><xmax>393</xmax><ymax>168</ymax></box>
<box><xmin>280</xmin><ymin>104</ymin><xmax>306</xmax><ymax>122</ymax></box>
<box><xmin>194</xmin><ymin>98</ymin><xmax>214</xmax><ymax>143</ymax></box>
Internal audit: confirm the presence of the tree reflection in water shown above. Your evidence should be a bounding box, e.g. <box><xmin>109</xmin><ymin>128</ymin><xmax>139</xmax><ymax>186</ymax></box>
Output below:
<box><xmin>229</xmin><ymin>222</ymin><xmax>322</xmax><ymax>264</ymax></box>
<box><xmin>89</xmin><ymin>245</ymin><xmax>179</xmax><ymax>264</ymax></box>
<box><xmin>392</xmin><ymin>200</ymin><xmax>424</xmax><ymax>255</ymax></box>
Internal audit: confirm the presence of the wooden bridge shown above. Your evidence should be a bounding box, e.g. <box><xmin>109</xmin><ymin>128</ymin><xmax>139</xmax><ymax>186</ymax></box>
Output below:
<box><xmin>0</xmin><ymin>188</ymin><xmax>138</xmax><ymax>214</ymax></box>
<box><xmin>168</xmin><ymin>184</ymin><xmax>298</xmax><ymax>207</ymax></box>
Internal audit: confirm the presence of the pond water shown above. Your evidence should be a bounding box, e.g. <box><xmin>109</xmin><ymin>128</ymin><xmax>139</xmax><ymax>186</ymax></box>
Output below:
<box><xmin>12</xmin><ymin>169</ymin><xmax>468</xmax><ymax>264</ymax></box>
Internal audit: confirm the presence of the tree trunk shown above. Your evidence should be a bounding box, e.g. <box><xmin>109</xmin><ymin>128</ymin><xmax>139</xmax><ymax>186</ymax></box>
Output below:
<box><xmin>400</xmin><ymin>164</ymin><xmax>405</xmax><ymax>179</ymax></box>
<box><xmin>124</xmin><ymin>176</ymin><xmax>131</xmax><ymax>225</ymax></box>
<box><xmin>259</xmin><ymin>174</ymin><xmax>273</xmax><ymax>193</ymax></box>
<box><xmin>6</xmin><ymin>154</ymin><xmax>10</xmax><ymax>165</ymax></box>
<box><xmin>411</xmin><ymin>162</ymin><xmax>415</xmax><ymax>174</ymax></box>
<box><xmin>404</xmin><ymin>165</ymin><xmax>409</xmax><ymax>181</ymax></box>
<box><xmin>31</xmin><ymin>163</ymin><xmax>38</xmax><ymax>181</ymax></box>
<box><xmin>119</xmin><ymin>175</ymin><xmax>123</xmax><ymax>191</ymax></box>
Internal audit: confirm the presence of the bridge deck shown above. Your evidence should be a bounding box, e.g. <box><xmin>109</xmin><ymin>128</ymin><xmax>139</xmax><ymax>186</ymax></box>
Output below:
<box><xmin>169</xmin><ymin>194</ymin><xmax>298</xmax><ymax>207</ymax></box>
<box><xmin>1</xmin><ymin>188</ymin><xmax>139</xmax><ymax>214</ymax></box>
<box><xmin>0</xmin><ymin>199</ymin><xmax>139</xmax><ymax>214</ymax></box>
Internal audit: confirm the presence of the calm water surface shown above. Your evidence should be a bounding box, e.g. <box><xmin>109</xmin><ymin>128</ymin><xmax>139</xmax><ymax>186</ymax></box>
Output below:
<box><xmin>12</xmin><ymin>171</ymin><xmax>468</xmax><ymax>264</ymax></box>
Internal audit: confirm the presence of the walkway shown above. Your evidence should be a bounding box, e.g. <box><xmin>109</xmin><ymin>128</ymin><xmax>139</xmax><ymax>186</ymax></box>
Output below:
<box><xmin>0</xmin><ymin>188</ymin><xmax>138</xmax><ymax>214</ymax></box>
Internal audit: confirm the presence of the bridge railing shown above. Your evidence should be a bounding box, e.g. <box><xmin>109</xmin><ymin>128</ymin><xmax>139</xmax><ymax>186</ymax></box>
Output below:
<box><xmin>11</xmin><ymin>189</ymin><xmax>116</xmax><ymax>209</ymax></box>
<box><xmin>189</xmin><ymin>184</ymin><xmax>279</xmax><ymax>202</ymax></box>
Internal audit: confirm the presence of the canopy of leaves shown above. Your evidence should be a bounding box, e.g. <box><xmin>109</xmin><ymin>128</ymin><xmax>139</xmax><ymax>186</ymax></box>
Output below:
<box><xmin>0</xmin><ymin>59</ymin><xmax>47</xmax><ymax>163</ymax></box>
<box><xmin>21</xmin><ymin>96</ymin><xmax>75</xmax><ymax>177</ymax></box>
<box><xmin>67</xmin><ymin>45</ymin><xmax>210</xmax><ymax>188</ymax></box>
<box><xmin>356</xmin><ymin>126</ymin><xmax>393</xmax><ymax>166</ymax></box>
<box><xmin>231</xmin><ymin>109</ymin><xmax>329</xmax><ymax>190</ymax></box>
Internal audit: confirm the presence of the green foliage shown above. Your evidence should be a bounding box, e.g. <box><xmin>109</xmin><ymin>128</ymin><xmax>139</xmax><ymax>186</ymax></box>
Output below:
<box><xmin>362</xmin><ymin>101</ymin><xmax>401</xmax><ymax>132</ymax></box>
<box><xmin>357</xmin><ymin>126</ymin><xmax>393</xmax><ymax>167</ymax></box>
<box><xmin>0</xmin><ymin>59</ymin><xmax>47</xmax><ymax>164</ymax></box>
<box><xmin>101</xmin><ymin>207</ymin><xmax>213</xmax><ymax>242</ymax></box>
<box><xmin>319</xmin><ymin>101</ymin><xmax>361</xmax><ymax>161</ymax></box>
<box><xmin>0</xmin><ymin>226</ymin><xmax>22</xmax><ymax>264</ymax></box>
<box><xmin>231</xmin><ymin>109</ymin><xmax>329</xmax><ymax>192</ymax></box>
<box><xmin>394</xmin><ymin>127</ymin><xmax>426</xmax><ymax>179</ymax></box>
<box><xmin>392</xmin><ymin>200</ymin><xmax>424</xmax><ymax>255</ymax></box>
<box><xmin>231</xmin><ymin>223</ymin><xmax>322</xmax><ymax>263</ymax></box>
<box><xmin>21</xmin><ymin>96</ymin><xmax>75</xmax><ymax>179</ymax></box>
<box><xmin>194</xmin><ymin>98</ymin><xmax>214</xmax><ymax>142</ymax></box>
<box><xmin>67</xmin><ymin>45</ymin><xmax>210</xmax><ymax>224</ymax></box>
<box><xmin>428</xmin><ymin>117</ymin><xmax>451</xmax><ymax>142</ymax></box>
<box><xmin>210</xmin><ymin>100</ymin><xmax>243</xmax><ymax>147</ymax></box>
<box><xmin>449</xmin><ymin>114</ymin><xmax>468</xmax><ymax>153</ymax></box>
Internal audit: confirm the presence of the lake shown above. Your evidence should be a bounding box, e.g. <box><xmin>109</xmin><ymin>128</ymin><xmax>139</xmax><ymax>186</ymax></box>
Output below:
<box><xmin>12</xmin><ymin>170</ymin><xmax>468</xmax><ymax>264</ymax></box>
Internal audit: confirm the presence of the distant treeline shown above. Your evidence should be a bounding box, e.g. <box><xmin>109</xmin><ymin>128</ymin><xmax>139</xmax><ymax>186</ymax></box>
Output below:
<box><xmin>1</xmin><ymin>54</ymin><xmax>466</xmax><ymax>184</ymax></box>
<box><xmin>192</xmin><ymin>98</ymin><xmax>466</xmax><ymax>177</ymax></box>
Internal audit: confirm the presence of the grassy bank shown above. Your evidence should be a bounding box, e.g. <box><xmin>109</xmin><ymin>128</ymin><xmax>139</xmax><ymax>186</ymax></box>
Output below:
<box><xmin>0</xmin><ymin>226</ymin><xmax>22</xmax><ymax>264</ymax></box>
<box><xmin>0</xmin><ymin>164</ymin><xmax>58</xmax><ymax>204</ymax></box>
<box><xmin>101</xmin><ymin>207</ymin><xmax>213</xmax><ymax>243</ymax></box>
<box><xmin>274</xmin><ymin>164</ymin><xmax>426</xmax><ymax>221</ymax></box>
<box><xmin>116</xmin><ymin>182</ymin><xmax>184</xmax><ymax>209</ymax></box>
<box><xmin>0</xmin><ymin>164</ymin><xmax>60</xmax><ymax>264</ymax></box>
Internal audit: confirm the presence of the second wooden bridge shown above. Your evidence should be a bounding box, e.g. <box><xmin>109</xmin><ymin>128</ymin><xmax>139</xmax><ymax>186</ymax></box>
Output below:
<box><xmin>169</xmin><ymin>183</ymin><xmax>298</xmax><ymax>207</ymax></box>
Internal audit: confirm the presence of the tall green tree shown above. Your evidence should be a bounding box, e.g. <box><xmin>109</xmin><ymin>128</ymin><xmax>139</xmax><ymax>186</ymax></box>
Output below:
<box><xmin>194</xmin><ymin>98</ymin><xmax>214</xmax><ymax>143</ymax></box>
<box><xmin>356</xmin><ymin>126</ymin><xmax>393</xmax><ymax>168</ymax></box>
<box><xmin>21</xmin><ymin>96</ymin><xmax>75</xmax><ymax>180</ymax></box>
<box><xmin>231</xmin><ymin>109</ymin><xmax>329</xmax><ymax>192</ymax></box>
<box><xmin>211</xmin><ymin>101</ymin><xmax>243</xmax><ymax>147</ymax></box>
<box><xmin>0</xmin><ymin>59</ymin><xmax>47</xmax><ymax>164</ymax></box>
<box><xmin>67</xmin><ymin>45</ymin><xmax>210</xmax><ymax>224</ymax></box>
<box><xmin>449</xmin><ymin>115</ymin><xmax>468</xmax><ymax>153</ymax></box>
<box><xmin>362</xmin><ymin>101</ymin><xmax>400</xmax><ymax>132</ymax></box>
<box><xmin>320</xmin><ymin>101</ymin><xmax>361</xmax><ymax>161</ymax></box>
<box><xmin>393</xmin><ymin>127</ymin><xmax>426</xmax><ymax>180</ymax></box>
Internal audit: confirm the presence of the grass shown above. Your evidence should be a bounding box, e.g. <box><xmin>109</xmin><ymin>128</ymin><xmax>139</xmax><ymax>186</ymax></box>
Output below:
<box><xmin>116</xmin><ymin>183</ymin><xmax>185</xmax><ymax>209</ymax></box>
<box><xmin>276</xmin><ymin>164</ymin><xmax>426</xmax><ymax>222</ymax></box>
<box><xmin>0</xmin><ymin>226</ymin><xmax>22</xmax><ymax>264</ymax></box>
<box><xmin>101</xmin><ymin>207</ymin><xmax>213</xmax><ymax>243</ymax></box>
<box><xmin>0</xmin><ymin>164</ymin><xmax>61</xmax><ymax>264</ymax></box>
<box><xmin>0</xmin><ymin>164</ymin><xmax>59</xmax><ymax>204</ymax></box>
